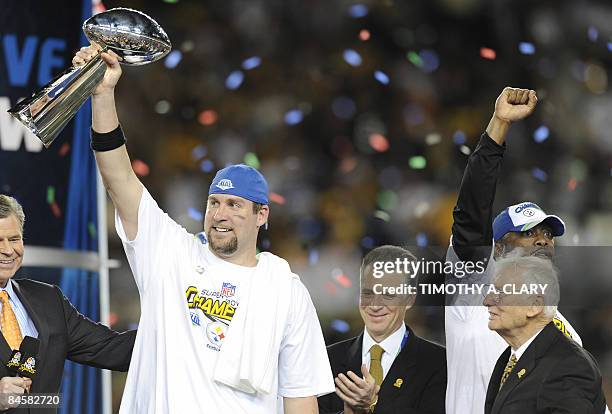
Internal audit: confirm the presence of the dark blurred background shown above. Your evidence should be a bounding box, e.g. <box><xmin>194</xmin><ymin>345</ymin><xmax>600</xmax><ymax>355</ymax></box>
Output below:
<box><xmin>96</xmin><ymin>0</ymin><xmax>612</xmax><ymax>410</ymax></box>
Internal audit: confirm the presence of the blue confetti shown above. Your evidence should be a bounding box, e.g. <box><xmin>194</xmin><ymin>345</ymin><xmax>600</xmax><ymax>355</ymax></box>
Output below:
<box><xmin>416</xmin><ymin>232</ymin><xmax>428</xmax><ymax>247</ymax></box>
<box><xmin>374</xmin><ymin>70</ymin><xmax>390</xmax><ymax>85</ymax></box>
<box><xmin>192</xmin><ymin>145</ymin><xmax>208</xmax><ymax>160</ymax></box>
<box><xmin>532</xmin><ymin>167</ymin><xmax>548</xmax><ymax>182</ymax></box>
<box><xmin>348</xmin><ymin>4</ymin><xmax>368</xmax><ymax>18</ymax></box>
<box><xmin>332</xmin><ymin>96</ymin><xmax>356</xmax><ymax>119</ymax></box>
<box><xmin>518</xmin><ymin>42</ymin><xmax>536</xmax><ymax>55</ymax></box>
<box><xmin>453</xmin><ymin>130</ymin><xmax>466</xmax><ymax>145</ymax></box>
<box><xmin>261</xmin><ymin>238</ymin><xmax>271</xmax><ymax>249</ymax></box>
<box><xmin>361</xmin><ymin>236</ymin><xmax>375</xmax><ymax>249</ymax></box>
<box><xmin>343</xmin><ymin>49</ymin><xmax>362</xmax><ymax>67</ymax></box>
<box><xmin>608</xmin><ymin>42</ymin><xmax>612</xmax><ymax>52</ymax></box>
<box><xmin>164</xmin><ymin>50</ymin><xmax>182</xmax><ymax>69</ymax></box>
<box><xmin>533</xmin><ymin>125</ymin><xmax>549</xmax><ymax>143</ymax></box>
<box><xmin>241</xmin><ymin>56</ymin><xmax>261</xmax><ymax>70</ymax></box>
<box><xmin>284</xmin><ymin>109</ymin><xmax>304</xmax><ymax>125</ymax></box>
<box><xmin>331</xmin><ymin>319</ymin><xmax>351</xmax><ymax>333</ymax></box>
<box><xmin>188</xmin><ymin>208</ymin><xmax>203</xmax><ymax>222</ymax></box>
<box><xmin>588</xmin><ymin>26</ymin><xmax>598</xmax><ymax>42</ymax></box>
<box><xmin>419</xmin><ymin>49</ymin><xmax>440</xmax><ymax>73</ymax></box>
<box><xmin>200</xmin><ymin>159</ymin><xmax>214</xmax><ymax>172</ymax></box>
<box><xmin>225</xmin><ymin>70</ymin><xmax>244</xmax><ymax>90</ymax></box>
<box><xmin>308</xmin><ymin>249</ymin><xmax>319</xmax><ymax>265</ymax></box>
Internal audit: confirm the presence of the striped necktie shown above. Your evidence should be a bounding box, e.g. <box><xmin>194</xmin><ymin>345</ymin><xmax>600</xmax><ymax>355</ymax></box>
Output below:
<box><xmin>0</xmin><ymin>290</ymin><xmax>23</xmax><ymax>350</ymax></box>
<box><xmin>499</xmin><ymin>354</ymin><xmax>517</xmax><ymax>390</ymax></box>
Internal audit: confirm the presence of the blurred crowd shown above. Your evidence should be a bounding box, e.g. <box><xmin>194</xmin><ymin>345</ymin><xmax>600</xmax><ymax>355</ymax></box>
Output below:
<box><xmin>99</xmin><ymin>0</ymin><xmax>612</xmax><ymax>408</ymax></box>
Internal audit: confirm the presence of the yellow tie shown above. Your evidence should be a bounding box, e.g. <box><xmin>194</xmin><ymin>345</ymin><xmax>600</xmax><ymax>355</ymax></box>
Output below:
<box><xmin>499</xmin><ymin>354</ymin><xmax>517</xmax><ymax>390</ymax></box>
<box><xmin>369</xmin><ymin>344</ymin><xmax>384</xmax><ymax>386</ymax></box>
<box><xmin>0</xmin><ymin>291</ymin><xmax>23</xmax><ymax>350</ymax></box>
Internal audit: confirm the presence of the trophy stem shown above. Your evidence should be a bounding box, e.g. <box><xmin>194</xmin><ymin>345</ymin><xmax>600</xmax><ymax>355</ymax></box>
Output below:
<box><xmin>8</xmin><ymin>50</ymin><xmax>108</xmax><ymax>148</ymax></box>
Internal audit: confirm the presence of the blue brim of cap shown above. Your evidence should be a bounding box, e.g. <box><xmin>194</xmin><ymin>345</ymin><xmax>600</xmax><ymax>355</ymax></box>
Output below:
<box><xmin>521</xmin><ymin>215</ymin><xmax>565</xmax><ymax>237</ymax></box>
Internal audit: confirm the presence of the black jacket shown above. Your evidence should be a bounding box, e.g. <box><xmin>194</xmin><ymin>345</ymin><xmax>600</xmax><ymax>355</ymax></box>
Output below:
<box><xmin>452</xmin><ymin>132</ymin><xmax>505</xmax><ymax>263</ymax></box>
<box><xmin>485</xmin><ymin>322</ymin><xmax>606</xmax><ymax>414</ymax></box>
<box><xmin>318</xmin><ymin>326</ymin><xmax>446</xmax><ymax>414</ymax></box>
<box><xmin>0</xmin><ymin>279</ymin><xmax>136</xmax><ymax>413</ymax></box>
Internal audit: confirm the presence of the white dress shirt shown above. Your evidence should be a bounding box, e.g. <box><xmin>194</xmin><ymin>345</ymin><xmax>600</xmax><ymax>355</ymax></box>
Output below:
<box><xmin>361</xmin><ymin>324</ymin><xmax>407</xmax><ymax>381</ymax></box>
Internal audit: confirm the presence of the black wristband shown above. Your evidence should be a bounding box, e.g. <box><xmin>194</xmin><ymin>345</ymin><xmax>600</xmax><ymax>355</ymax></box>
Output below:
<box><xmin>91</xmin><ymin>124</ymin><xmax>126</xmax><ymax>152</ymax></box>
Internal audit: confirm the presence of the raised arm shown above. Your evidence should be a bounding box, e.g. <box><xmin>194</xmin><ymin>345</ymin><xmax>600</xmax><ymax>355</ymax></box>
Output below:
<box><xmin>451</xmin><ymin>87</ymin><xmax>537</xmax><ymax>261</ymax></box>
<box><xmin>72</xmin><ymin>44</ymin><xmax>143</xmax><ymax>240</ymax></box>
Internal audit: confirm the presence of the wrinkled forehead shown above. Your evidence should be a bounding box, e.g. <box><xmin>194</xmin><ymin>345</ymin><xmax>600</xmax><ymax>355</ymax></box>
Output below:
<box><xmin>207</xmin><ymin>193</ymin><xmax>252</xmax><ymax>205</ymax></box>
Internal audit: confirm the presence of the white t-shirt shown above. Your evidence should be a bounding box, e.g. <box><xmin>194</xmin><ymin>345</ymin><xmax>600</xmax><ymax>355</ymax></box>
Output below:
<box><xmin>444</xmin><ymin>241</ymin><xmax>582</xmax><ymax>414</ymax></box>
<box><xmin>117</xmin><ymin>188</ymin><xmax>334</xmax><ymax>413</ymax></box>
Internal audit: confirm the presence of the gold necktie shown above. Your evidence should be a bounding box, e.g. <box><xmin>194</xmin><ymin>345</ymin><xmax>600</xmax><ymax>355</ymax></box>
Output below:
<box><xmin>499</xmin><ymin>354</ymin><xmax>517</xmax><ymax>390</ymax></box>
<box><xmin>0</xmin><ymin>291</ymin><xmax>23</xmax><ymax>350</ymax></box>
<box><xmin>369</xmin><ymin>344</ymin><xmax>384</xmax><ymax>386</ymax></box>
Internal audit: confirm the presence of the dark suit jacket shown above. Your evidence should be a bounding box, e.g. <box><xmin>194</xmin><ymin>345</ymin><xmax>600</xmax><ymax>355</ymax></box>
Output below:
<box><xmin>0</xmin><ymin>279</ymin><xmax>136</xmax><ymax>413</ymax></box>
<box><xmin>485</xmin><ymin>322</ymin><xmax>606</xmax><ymax>414</ymax></box>
<box><xmin>318</xmin><ymin>326</ymin><xmax>446</xmax><ymax>414</ymax></box>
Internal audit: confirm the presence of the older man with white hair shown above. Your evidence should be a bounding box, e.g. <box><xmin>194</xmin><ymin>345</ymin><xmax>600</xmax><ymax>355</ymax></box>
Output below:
<box><xmin>483</xmin><ymin>256</ymin><xmax>606</xmax><ymax>414</ymax></box>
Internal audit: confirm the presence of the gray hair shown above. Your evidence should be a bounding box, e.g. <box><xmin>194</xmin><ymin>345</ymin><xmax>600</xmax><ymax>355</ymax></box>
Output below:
<box><xmin>494</xmin><ymin>255</ymin><xmax>560</xmax><ymax>318</ymax></box>
<box><xmin>0</xmin><ymin>195</ymin><xmax>25</xmax><ymax>234</ymax></box>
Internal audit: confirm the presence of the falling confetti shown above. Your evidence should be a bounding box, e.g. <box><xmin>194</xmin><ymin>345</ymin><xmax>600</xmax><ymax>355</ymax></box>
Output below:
<box><xmin>460</xmin><ymin>145</ymin><xmax>471</xmax><ymax>155</ymax></box>
<box><xmin>374</xmin><ymin>210</ymin><xmax>391</xmax><ymax>222</ymax></box>
<box><xmin>244</xmin><ymin>152</ymin><xmax>261</xmax><ymax>169</ymax></box>
<box><xmin>164</xmin><ymin>50</ymin><xmax>182</xmax><ymax>69</ymax></box>
<box><xmin>518</xmin><ymin>42</ymin><xmax>536</xmax><ymax>55</ymax></box>
<box><xmin>567</xmin><ymin>178</ymin><xmax>577</xmax><ymax>191</ymax></box>
<box><xmin>419</xmin><ymin>50</ymin><xmax>440</xmax><ymax>73</ymax></box>
<box><xmin>416</xmin><ymin>232</ymin><xmax>428</xmax><ymax>247</ymax></box>
<box><xmin>425</xmin><ymin>133</ymin><xmax>441</xmax><ymax>145</ymax></box>
<box><xmin>359</xmin><ymin>29</ymin><xmax>370</xmax><ymax>41</ymax></box>
<box><xmin>225</xmin><ymin>70</ymin><xmax>244</xmax><ymax>90</ymax></box>
<box><xmin>58</xmin><ymin>143</ymin><xmax>70</xmax><ymax>157</ymax></box>
<box><xmin>533</xmin><ymin>125</ymin><xmax>549</xmax><ymax>143</ymax></box>
<box><xmin>192</xmin><ymin>145</ymin><xmax>208</xmax><ymax>160</ymax></box>
<box><xmin>261</xmin><ymin>238</ymin><xmax>271</xmax><ymax>249</ymax></box>
<box><xmin>188</xmin><ymin>208</ymin><xmax>203</xmax><ymax>222</ymax></box>
<box><xmin>308</xmin><ymin>249</ymin><xmax>319</xmax><ymax>265</ymax></box>
<box><xmin>374</xmin><ymin>70</ymin><xmax>390</xmax><ymax>85</ymax></box>
<box><xmin>198</xmin><ymin>109</ymin><xmax>218</xmax><ymax>126</ymax></box>
<box><xmin>588</xmin><ymin>26</ymin><xmax>598</xmax><ymax>42</ymax></box>
<box><xmin>407</xmin><ymin>51</ymin><xmax>423</xmax><ymax>67</ymax></box>
<box><xmin>200</xmin><ymin>159</ymin><xmax>214</xmax><ymax>173</ymax></box>
<box><xmin>241</xmin><ymin>56</ymin><xmax>261</xmax><ymax>70</ymax></box>
<box><xmin>377</xmin><ymin>191</ymin><xmax>397</xmax><ymax>211</ymax></box>
<box><xmin>343</xmin><ymin>49</ymin><xmax>362</xmax><ymax>67</ymax></box>
<box><xmin>368</xmin><ymin>133</ymin><xmax>390</xmax><ymax>152</ymax></box>
<box><xmin>269</xmin><ymin>192</ymin><xmax>286</xmax><ymax>205</ymax></box>
<box><xmin>331</xmin><ymin>319</ymin><xmax>350</xmax><ymax>333</ymax></box>
<box><xmin>50</xmin><ymin>202</ymin><xmax>61</xmax><ymax>218</ymax></box>
<box><xmin>132</xmin><ymin>160</ymin><xmax>150</xmax><ymax>177</ymax></box>
<box><xmin>155</xmin><ymin>100</ymin><xmax>171</xmax><ymax>114</ymax></box>
<box><xmin>409</xmin><ymin>156</ymin><xmax>427</xmax><ymax>169</ymax></box>
<box><xmin>453</xmin><ymin>130</ymin><xmax>466</xmax><ymax>145</ymax></box>
<box><xmin>480</xmin><ymin>47</ymin><xmax>496</xmax><ymax>60</ymax></box>
<box><xmin>532</xmin><ymin>167</ymin><xmax>548</xmax><ymax>182</ymax></box>
<box><xmin>46</xmin><ymin>186</ymin><xmax>55</xmax><ymax>204</ymax></box>
<box><xmin>361</xmin><ymin>236</ymin><xmax>375</xmax><ymax>249</ymax></box>
<box><xmin>349</xmin><ymin>4</ymin><xmax>368</xmax><ymax>18</ymax></box>
<box><xmin>333</xmin><ymin>269</ymin><xmax>352</xmax><ymax>288</ymax></box>
<box><xmin>284</xmin><ymin>109</ymin><xmax>304</xmax><ymax>125</ymax></box>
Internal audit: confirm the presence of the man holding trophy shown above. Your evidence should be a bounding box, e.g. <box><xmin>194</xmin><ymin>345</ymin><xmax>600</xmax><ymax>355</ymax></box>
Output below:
<box><xmin>72</xmin><ymin>41</ymin><xmax>334</xmax><ymax>413</ymax></box>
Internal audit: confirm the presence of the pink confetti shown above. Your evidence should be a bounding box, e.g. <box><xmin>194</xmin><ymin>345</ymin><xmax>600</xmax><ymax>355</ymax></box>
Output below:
<box><xmin>50</xmin><ymin>202</ymin><xmax>61</xmax><ymax>218</ymax></box>
<box><xmin>567</xmin><ymin>178</ymin><xmax>577</xmax><ymax>191</ymax></box>
<box><xmin>269</xmin><ymin>192</ymin><xmax>286</xmax><ymax>205</ymax></box>
<box><xmin>369</xmin><ymin>133</ymin><xmax>390</xmax><ymax>152</ymax></box>
<box><xmin>132</xmin><ymin>159</ymin><xmax>150</xmax><ymax>177</ymax></box>
<box><xmin>335</xmin><ymin>273</ymin><xmax>352</xmax><ymax>288</ymax></box>
<box><xmin>198</xmin><ymin>110</ymin><xmax>218</xmax><ymax>126</ymax></box>
<box><xmin>58</xmin><ymin>143</ymin><xmax>70</xmax><ymax>157</ymax></box>
<box><xmin>359</xmin><ymin>29</ymin><xmax>370</xmax><ymax>41</ymax></box>
<box><xmin>480</xmin><ymin>47</ymin><xmax>496</xmax><ymax>60</ymax></box>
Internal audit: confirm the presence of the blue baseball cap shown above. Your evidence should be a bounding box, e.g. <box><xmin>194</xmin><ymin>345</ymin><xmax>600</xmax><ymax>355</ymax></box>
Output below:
<box><xmin>493</xmin><ymin>202</ymin><xmax>565</xmax><ymax>241</ymax></box>
<box><xmin>209</xmin><ymin>164</ymin><xmax>269</xmax><ymax>205</ymax></box>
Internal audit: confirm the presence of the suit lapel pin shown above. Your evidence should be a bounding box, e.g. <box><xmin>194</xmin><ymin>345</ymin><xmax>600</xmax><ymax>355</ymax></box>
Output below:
<box><xmin>517</xmin><ymin>368</ymin><xmax>526</xmax><ymax>379</ymax></box>
<box><xmin>393</xmin><ymin>378</ymin><xmax>403</xmax><ymax>388</ymax></box>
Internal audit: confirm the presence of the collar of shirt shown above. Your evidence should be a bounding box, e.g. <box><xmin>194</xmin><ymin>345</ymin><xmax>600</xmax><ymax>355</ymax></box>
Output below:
<box><xmin>1</xmin><ymin>279</ymin><xmax>17</xmax><ymax>301</ymax></box>
<box><xmin>512</xmin><ymin>326</ymin><xmax>544</xmax><ymax>361</ymax></box>
<box><xmin>362</xmin><ymin>323</ymin><xmax>407</xmax><ymax>378</ymax></box>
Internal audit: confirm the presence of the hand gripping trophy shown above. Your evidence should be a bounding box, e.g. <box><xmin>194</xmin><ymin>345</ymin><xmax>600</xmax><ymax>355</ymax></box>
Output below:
<box><xmin>8</xmin><ymin>8</ymin><xmax>171</xmax><ymax>147</ymax></box>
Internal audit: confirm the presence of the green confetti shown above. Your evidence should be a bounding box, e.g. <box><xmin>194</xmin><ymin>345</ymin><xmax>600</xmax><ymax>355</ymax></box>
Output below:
<box><xmin>409</xmin><ymin>156</ymin><xmax>427</xmax><ymax>169</ymax></box>
<box><xmin>407</xmin><ymin>51</ymin><xmax>423</xmax><ymax>67</ymax></box>
<box><xmin>163</xmin><ymin>0</ymin><xmax>179</xmax><ymax>3</ymax></box>
<box><xmin>244</xmin><ymin>152</ymin><xmax>261</xmax><ymax>169</ymax></box>
<box><xmin>47</xmin><ymin>186</ymin><xmax>55</xmax><ymax>204</ymax></box>
<box><xmin>88</xmin><ymin>222</ymin><xmax>97</xmax><ymax>239</ymax></box>
<box><xmin>377</xmin><ymin>190</ymin><xmax>398</xmax><ymax>211</ymax></box>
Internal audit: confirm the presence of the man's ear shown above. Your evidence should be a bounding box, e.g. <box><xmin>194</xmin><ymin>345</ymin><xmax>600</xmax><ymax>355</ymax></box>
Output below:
<box><xmin>526</xmin><ymin>295</ymin><xmax>545</xmax><ymax>318</ymax></box>
<box><xmin>494</xmin><ymin>241</ymin><xmax>504</xmax><ymax>260</ymax></box>
<box><xmin>257</xmin><ymin>205</ymin><xmax>270</xmax><ymax>227</ymax></box>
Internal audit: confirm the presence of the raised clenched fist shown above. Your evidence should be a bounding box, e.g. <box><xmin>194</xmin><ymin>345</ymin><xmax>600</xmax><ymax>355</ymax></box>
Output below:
<box><xmin>493</xmin><ymin>87</ymin><xmax>538</xmax><ymax>123</ymax></box>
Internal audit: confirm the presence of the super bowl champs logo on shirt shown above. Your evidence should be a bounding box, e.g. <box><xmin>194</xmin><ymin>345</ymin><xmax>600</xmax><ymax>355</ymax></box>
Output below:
<box><xmin>186</xmin><ymin>283</ymin><xmax>240</xmax><ymax>351</ymax></box>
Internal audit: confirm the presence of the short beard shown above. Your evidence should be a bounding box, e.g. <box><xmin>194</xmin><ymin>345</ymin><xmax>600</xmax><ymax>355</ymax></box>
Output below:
<box><xmin>207</xmin><ymin>230</ymin><xmax>238</xmax><ymax>255</ymax></box>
